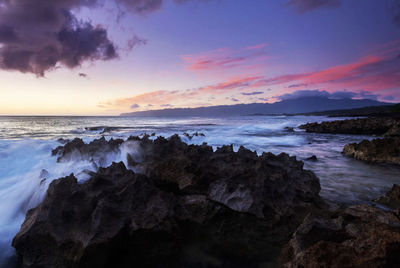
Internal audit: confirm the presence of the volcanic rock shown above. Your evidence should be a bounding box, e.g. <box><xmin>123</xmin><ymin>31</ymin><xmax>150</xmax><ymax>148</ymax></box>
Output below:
<box><xmin>284</xmin><ymin>127</ymin><xmax>294</xmax><ymax>132</ymax></box>
<box><xmin>279</xmin><ymin>204</ymin><xmax>400</xmax><ymax>267</ymax></box>
<box><xmin>375</xmin><ymin>184</ymin><xmax>400</xmax><ymax>209</ymax></box>
<box><xmin>183</xmin><ymin>132</ymin><xmax>205</xmax><ymax>140</ymax></box>
<box><xmin>305</xmin><ymin>155</ymin><xmax>318</xmax><ymax>161</ymax></box>
<box><xmin>52</xmin><ymin>137</ymin><xmax>124</xmax><ymax>164</ymax></box>
<box><xmin>342</xmin><ymin>137</ymin><xmax>400</xmax><ymax>165</ymax></box>
<box><xmin>299</xmin><ymin>118</ymin><xmax>400</xmax><ymax>136</ymax></box>
<box><xmin>13</xmin><ymin>136</ymin><xmax>325</xmax><ymax>268</ymax></box>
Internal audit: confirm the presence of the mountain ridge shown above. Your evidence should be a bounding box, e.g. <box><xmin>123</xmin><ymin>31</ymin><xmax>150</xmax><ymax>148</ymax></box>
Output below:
<box><xmin>120</xmin><ymin>97</ymin><xmax>390</xmax><ymax>117</ymax></box>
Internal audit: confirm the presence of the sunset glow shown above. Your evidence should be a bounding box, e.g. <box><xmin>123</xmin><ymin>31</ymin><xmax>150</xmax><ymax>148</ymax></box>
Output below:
<box><xmin>0</xmin><ymin>0</ymin><xmax>399</xmax><ymax>115</ymax></box>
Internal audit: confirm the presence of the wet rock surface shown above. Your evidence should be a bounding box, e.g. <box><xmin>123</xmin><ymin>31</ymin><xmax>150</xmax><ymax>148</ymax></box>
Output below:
<box><xmin>305</xmin><ymin>155</ymin><xmax>318</xmax><ymax>161</ymax></box>
<box><xmin>342</xmin><ymin>137</ymin><xmax>400</xmax><ymax>165</ymax></box>
<box><xmin>183</xmin><ymin>132</ymin><xmax>205</xmax><ymax>140</ymax></box>
<box><xmin>284</xmin><ymin>127</ymin><xmax>294</xmax><ymax>132</ymax></box>
<box><xmin>13</xmin><ymin>136</ymin><xmax>325</xmax><ymax>268</ymax></box>
<box><xmin>375</xmin><ymin>184</ymin><xmax>400</xmax><ymax>209</ymax></box>
<box><xmin>52</xmin><ymin>137</ymin><xmax>124</xmax><ymax>164</ymax></box>
<box><xmin>279</xmin><ymin>204</ymin><xmax>400</xmax><ymax>268</ymax></box>
<box><xmin>299</xmin><ymin>117</ymin><xmax>400</xmax><ymax>136</ymax></box>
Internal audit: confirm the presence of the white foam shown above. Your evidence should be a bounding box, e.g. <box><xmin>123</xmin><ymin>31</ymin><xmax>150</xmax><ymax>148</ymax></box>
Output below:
<box><xmin>0</xmin><ymin>138</ymin><xmax>143</xmax><ymax>265</ymax></box>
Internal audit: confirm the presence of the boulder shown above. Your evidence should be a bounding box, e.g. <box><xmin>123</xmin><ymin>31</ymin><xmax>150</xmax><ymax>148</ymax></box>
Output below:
<box><xmin>342</xmin><ymin>137</ymin><xmax>400</xmax><ymax>165</ymax></box>
<box><xmin>279</xmin><ymin>204</ymin><xmax>400</xmax><ymax>267</ymax></box>
<box><xmin>13</xmin><ymin>136</ymin><xmax>325</xmax><ymax>268</ymax></box>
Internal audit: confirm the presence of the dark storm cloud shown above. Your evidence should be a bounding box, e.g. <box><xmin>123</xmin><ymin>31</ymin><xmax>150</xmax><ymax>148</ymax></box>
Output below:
<box><xmin>0</xmin><ymin>0</ymin><xmax>117</xmax><ymax>76</ymax></box>
<box><xmin>286</xmin><ymin>0</ymin><xmax>340</xmax><ymax>13</ymax></box>
<box><xmin>0</xmin><ymin>0</ymin><xmax>206</xmax><ymax>76</ymax></box>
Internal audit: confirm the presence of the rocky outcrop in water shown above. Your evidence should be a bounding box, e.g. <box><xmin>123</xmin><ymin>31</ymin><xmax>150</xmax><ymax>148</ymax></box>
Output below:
<box><xmin>299</xmin><ymin>118</ymin><xmax>400</xmax><ymax>136</ymax></box>
<box><xmin>279</xmin><ymin>204</ymin><xmax>400</xmax><ymax>267</ymax></box>
<box><xmin>375</xmin><ymin>184</ymin><xmax>400</xmax><ymax>209</ymax></box>
<box><xmin>52</xmin><ymin>137</ymin><xmax>124</xmax><ymax>164</ymax></box>
<box><xmin>13</xmin><ymin>136</ymin><xmax>325</xmax><ymax>268</ymax></box>
<box><xmin>183</xmin><ymin>132</ymin><xmax>205</xmax><ymax>140</ymax></box>
<box><xmin>342</xmin><ymin>137</ymin><xmax>400</xmax><ymax>165</ymax></box>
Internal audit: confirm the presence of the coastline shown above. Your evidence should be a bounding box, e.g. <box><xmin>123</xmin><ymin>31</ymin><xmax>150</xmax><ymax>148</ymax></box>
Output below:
<box><xmin>1</xmin><ymin>115</ymin><xmax>400</xmax><ymax>267</ymax></box>
<box><xmin>9</xmin><ymin>133</ymin><xmax>400</xmax><ymax>267</ymax></box>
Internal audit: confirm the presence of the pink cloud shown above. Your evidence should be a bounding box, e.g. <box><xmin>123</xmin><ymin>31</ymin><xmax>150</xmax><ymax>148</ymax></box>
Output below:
<box><xmin>252</xmin><ymin>53</ymin><xmax>400</xmax><ymax>93</ymax></box>
<box><xmin>182</xmin><ymin>43</ymin><xmax>268</xmax><ymax>73</ymax></box>
<box><xmin>200</xmin><ymin>76</ymin><xmax>263</xmax><ymax>93</ymax></box>
<box><xmin>100</xmin><ymin>42</ymin><xmax>400</xmax><ymax>112</ymax></box>
<box><xmin>245</xmin><ymin>43</ymin><xmax>268</xmax><ymax>50</ymax></box>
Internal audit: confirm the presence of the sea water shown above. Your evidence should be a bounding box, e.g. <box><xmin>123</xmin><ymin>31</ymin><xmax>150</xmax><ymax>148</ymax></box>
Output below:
<box><xmin>0</xmin><ymin>115</ymin><xmax>399</xmax><ymax>266</ymax></box>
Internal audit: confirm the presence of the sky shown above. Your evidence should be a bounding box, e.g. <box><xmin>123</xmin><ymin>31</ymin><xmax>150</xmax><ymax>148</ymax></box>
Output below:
<box><xmin>0</xmin><ymin>0</ymin><xmax>399</xmax><ymax>115</ymax></box>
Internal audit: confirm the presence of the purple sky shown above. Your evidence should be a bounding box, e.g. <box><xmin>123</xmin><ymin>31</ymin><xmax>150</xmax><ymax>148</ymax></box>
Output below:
<box><xmin>0</xmin><ymin>0</ymin><xmax>399</xmax><ymax>115</ymax></box>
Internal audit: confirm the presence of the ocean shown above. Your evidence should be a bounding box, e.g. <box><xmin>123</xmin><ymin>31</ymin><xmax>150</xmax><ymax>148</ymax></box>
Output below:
<box><xmin>0</xmin><ymin>115</ymin><xmax>399</xmax><ymax>265</ymax></box>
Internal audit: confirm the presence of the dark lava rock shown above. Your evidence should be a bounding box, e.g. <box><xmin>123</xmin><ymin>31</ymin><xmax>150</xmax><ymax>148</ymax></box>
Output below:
<box><xmin>51</xmin><ymin>137</ymin><xmax>124</xmax><ymax>164</ymax></box>
<box><xmin>284</xmin><ymin>127</ymin><xmax>294</xmax><ymax>133</ymax></box>
<box><xmin>183</xmin><ymin>132</ymin><xmax>205</xmax><ymax>140</ymax></box>
<box><xmin>305</xmin><ymin>155</ymin><xmax>318</xmax><ymax>161</ymax></box>
<box><xmin>299</xmin><ymin>118</ymin><xmax>400</xmax><ymax>136</ymax></box>
<box><xmin>342</xmin><ymin>137</ymin><xmax>400</xmax><ymax>165</ymax></box>
<box><xmin>279</xmin><ymin>204</ymin><xmax>400</xmax><ymax>267</ymax></box>
<box><xmin>375</xmin><ymin>184</ymin><xmax>400</xmax><ymax>209</ymax></box>
<box><xmin>13</xmin><ymin>136</ymin><xmax>325</xmax><ymax>268</ymax></box>
<box><xmin>57</xmin><ymin>138</ymin><xmax>70</xmax><ymax>144</ymax></box>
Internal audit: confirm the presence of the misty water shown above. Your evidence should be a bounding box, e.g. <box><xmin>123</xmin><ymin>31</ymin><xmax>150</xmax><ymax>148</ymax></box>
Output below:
<box><xmin>0</xmin><ymin>115</ymin><xmax>399</xmax><ymax>265</ymax></box>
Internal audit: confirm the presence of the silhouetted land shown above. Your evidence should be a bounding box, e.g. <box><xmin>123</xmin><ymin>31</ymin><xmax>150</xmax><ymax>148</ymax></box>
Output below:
<box><xmin>121</xmin><ymin>97</ymin><xmax>389</xmax><ymax>117</ymax></box>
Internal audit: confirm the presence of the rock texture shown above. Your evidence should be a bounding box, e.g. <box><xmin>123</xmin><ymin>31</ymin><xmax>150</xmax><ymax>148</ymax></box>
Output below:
<box><xmin>279</xmin><ymin>204</ymin><xmax>400</xmax><ymax>268</ymax></box>
<box><xmin>13</xmin><ymin>136</ymin><xmax>325</xmax><ymax>268</ymax></box>
<box><xmin>299</xmin><ymin>118</ymin><xmax>400</xmax><ymax>136</ymax></box>
<box><xmin>375</xmin><ymin>184</ymin><xmax>400</xmax><ymax>209</ymax></box>
<box><xmin>342</xmin><ymin>137</ymin><xmax>400</xmax><ymax>165</ymax></box>
<box><xmin>52</xmin><ymin>137</ymin><xmax>124</xmax><ymax>164</ymax></box>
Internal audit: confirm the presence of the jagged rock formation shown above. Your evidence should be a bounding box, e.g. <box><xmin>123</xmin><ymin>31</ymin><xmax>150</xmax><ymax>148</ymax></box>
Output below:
<box><xmin>299</xmin><ymin>118</ymin><xmax>400</xmax><ymax>136</ymax></box>
<box><xmin>52</xmin><ymin>137</ymin><xmax>124</xmax><ymax>164</ymax></box>
<box><xmin>279</xmin><ymin>204</ymin><xmax>400</xmax><ymax>267</ymax></box>
<box><xmin>182</xmin><ymin>132</ymin><xmax>205</xmax><ymax>140</ymax></box>
<box><xmin>375</xmin><ymin>184</ymin><xmax>400</xmax><ymax>209</ymax></box>
<box><xmin>13</xmin><ymin>136</ymin><xmax>325</xmax><ymax>268</ymax></box>
<box><xmin>342</xmin><ymin>137</ymin><xmax>400</xmax><ymax>165</ymax></box>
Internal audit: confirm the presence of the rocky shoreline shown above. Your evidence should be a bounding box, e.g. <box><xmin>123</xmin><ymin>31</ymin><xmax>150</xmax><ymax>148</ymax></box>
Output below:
<box><xmin>10</xmin><ymin>134</ymin><xmax>400</xmax><ymax>267</ymax></box>
<box><xmin>343</xmin><ymin>137</ymin><xmax>400</xmax><ymax>166</ymax></box>
<box><xmin>299</xmin><ymin>117</ymin><xmax>400</xmax><ymax>136</ymax></box>
<box><xmin>12</xmin><ymin>135</ymin><xmax>326</xmax><ymax>268</ymax></box>
<box><xmin>279</xmin><ymin>204</ymin><xmax>400</xmax><ymax>267</ymax></box>
<box><xmin>300</xmin><ymin>117</ymin><xmax>400</xmax><ymax>166</ymax></box>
